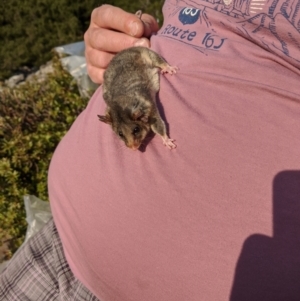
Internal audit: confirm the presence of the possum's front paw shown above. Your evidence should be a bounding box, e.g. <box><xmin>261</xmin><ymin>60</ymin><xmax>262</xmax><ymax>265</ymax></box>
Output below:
<box><xmin>161</xmin><ymin>65</ymin><xmax>178</xmax><ymax>75</ymax></box>
<box><xmin>162</xmin><ymin>137</ymin><xmax>177</xmax><ymax>149</ymax></box>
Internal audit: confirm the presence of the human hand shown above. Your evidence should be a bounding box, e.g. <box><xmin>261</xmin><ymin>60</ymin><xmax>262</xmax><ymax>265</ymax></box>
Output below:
<box><xmin>84</xmin><ymin>5</ymin><xmax>160</xmax><ymax>84</ymax></box>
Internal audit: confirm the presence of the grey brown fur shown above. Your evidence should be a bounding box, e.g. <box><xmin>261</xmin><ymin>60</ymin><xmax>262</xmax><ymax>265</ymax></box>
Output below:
<box><xmin>98</xmin><ymin>46</ymin><xmax>177</xmax><ymax>150</ymax></box>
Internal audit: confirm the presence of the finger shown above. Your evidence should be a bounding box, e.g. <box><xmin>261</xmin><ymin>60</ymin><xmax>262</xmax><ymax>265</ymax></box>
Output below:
<box><xmin>91</xmin><ymin>5</ymin><xmax>145</xmax><ymax>37</ymax></box>
<box><xmin>85</xmin><ymin>46</ymin><xmax>114</xmax><ymax>70</ymax></box>
<box><xmin>86</xmin><ymin>27</ymin><xmax>150</xmax><ymax>54</ymax></box>
<box><xmin>86</xmin><ymin>64</ymin><xmax>105</xmax><ymax>84</ymax></box>
<box><xmin>133</xmin><ymin>38</ymin><xmax>151</xmax><ymax>47</ymax></box>
<box><xmin>140</xmin><ymin>13</ymin><xmax>160</xmax><ymax>38</ymax></box>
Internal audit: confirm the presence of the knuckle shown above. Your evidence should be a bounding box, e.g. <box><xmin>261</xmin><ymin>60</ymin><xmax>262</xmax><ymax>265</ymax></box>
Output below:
<box><xmin>83</xmin><ymin>30</ymin><xmax>89</xmax><ymax>43</ymax></box>
<box><xmin>86</xmin><ymin>28</ymin><xmax>105</xmax><ymax>51</ymax></box>
<box><xmin>90</xmin><ymin>7</ymin><xmax>99</xmax><ymax>22</ymax></box>
<box><xmin>84</xmin><ymin>47</ymin><xmax>92</xmax><ymax>62</ymax></box>
<box><xmin>87</xmin><ymin>65</ymin><xmax>97</xmax><ymax>82</ymax></box>
<box><xmin>89</xmin><ymin>67</ymin><xmax>104</xmax><ymax>84</ymax></box>
<box><xmin>99</xmin><ymin>4</ymin><xmax>114</xmax><ymax>22</ymax></box>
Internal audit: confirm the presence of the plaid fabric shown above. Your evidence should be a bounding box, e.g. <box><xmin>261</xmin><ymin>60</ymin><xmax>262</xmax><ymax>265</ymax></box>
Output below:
<box><xmin>0</xmin><ymin>218</ymin><xmax>100</xmax><ymax>301</ymax></box>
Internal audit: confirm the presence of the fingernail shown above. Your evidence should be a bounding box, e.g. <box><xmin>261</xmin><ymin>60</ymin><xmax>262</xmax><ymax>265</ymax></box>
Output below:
<box><xmin>130</xmin><ymin>21</ymin><xmax>139</xmax><ymax>36</ymax></box>
<box><xmin>134</xmin><ymin>38</ymin><xmax>149</xmax><ymax>47</ymax></box>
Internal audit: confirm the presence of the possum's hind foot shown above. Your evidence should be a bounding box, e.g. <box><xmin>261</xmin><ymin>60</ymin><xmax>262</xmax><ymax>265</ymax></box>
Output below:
<box><xmin>161</xmin><ymin>65</ymin><xmax>178</xmax><ymax>75</ymax></box>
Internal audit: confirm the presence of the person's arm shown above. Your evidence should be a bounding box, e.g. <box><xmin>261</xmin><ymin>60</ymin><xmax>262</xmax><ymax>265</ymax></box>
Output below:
<box><xmin>84</xmin><ymin>4</ymin><xmax>159</xmax><ymax>84</ymax></box>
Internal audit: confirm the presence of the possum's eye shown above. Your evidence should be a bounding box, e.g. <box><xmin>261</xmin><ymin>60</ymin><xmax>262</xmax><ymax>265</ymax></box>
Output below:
<box><xmin>133</xmin><ymin>126</ymin><xmax>140</xmax><ymax>136</ymax></box>
<box><xmin>119</xmin><ymin>131</ymin><xmax>124</xmax><ymax>137</ymax></box>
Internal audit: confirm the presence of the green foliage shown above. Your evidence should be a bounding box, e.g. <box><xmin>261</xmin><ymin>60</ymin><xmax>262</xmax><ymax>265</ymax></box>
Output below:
<box><xmin>0</xmin><ymin>0</ymin><xmax>164</xmax><ymax>80</ymax></box>
<box><xmin>0</xmin><ymin>57</ymin><xmax>87</xmax><ymax>258</ymax></box>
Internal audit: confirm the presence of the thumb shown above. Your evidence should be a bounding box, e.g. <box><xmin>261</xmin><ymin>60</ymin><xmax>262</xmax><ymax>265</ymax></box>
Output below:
<box><xmin>133</xmin><ymin>38</ymin><xmax>151</xmax><ymax>48</ymax></box>
<box><xmin>141</xmin><ymin>13</ymin><xmax>160</xmax><ymax>38</ymax></box>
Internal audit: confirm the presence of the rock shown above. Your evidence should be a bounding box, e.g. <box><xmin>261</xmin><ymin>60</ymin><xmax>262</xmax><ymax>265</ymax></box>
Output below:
<box><xmin>2</xmin><ymin>61</ymin><xmax>55</xmax><ymax>90</ymax></box>
<box><xmin>27</xmin><ymin>61</ymin><xmax>54</xmax><ymax>83</ymax></box>
<box><xmin>5</xmin><ymin>74</ymin><xmax>25</xmax><ymax>88</ymax></box>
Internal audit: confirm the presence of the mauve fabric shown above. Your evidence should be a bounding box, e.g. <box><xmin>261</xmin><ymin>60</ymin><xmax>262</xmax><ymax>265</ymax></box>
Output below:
<box><xmin>49</xmin><ymin>0</ymin><xmax>300</xmax><ymax>300</ymax></box>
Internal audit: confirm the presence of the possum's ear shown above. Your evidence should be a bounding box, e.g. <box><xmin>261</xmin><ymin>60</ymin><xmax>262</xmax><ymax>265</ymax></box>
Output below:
<box><xmin>98</xmin><ymin>113</ymin><xmax>112</xmax><ymax>124</ymax></box>
<box><xmin>132</xmin><ymin>109</ymin><xmax>149</xmax><ymax>123</ymax></box>
<box><xmin>131</xmin><ymin>102</ymin><xmax>149</xmax><ymax>123</ymax></box>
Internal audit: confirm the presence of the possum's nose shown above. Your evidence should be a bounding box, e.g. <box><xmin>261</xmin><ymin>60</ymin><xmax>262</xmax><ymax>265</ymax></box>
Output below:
<box><xmin>130</xmin><ymin>144</ymin><xmax>140</xmax><ymax>151</ymax></box>
<box><xmin>128</xmin><ymin>141</ymin><xmax>141</xmax><ymax>151</ymax></box>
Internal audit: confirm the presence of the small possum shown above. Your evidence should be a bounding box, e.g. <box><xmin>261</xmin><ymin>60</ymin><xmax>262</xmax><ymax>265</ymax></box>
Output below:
<box><xmin>98</xmin><ymin>46</ymin><xmax>178</xmax><ymax>150</ymax></box>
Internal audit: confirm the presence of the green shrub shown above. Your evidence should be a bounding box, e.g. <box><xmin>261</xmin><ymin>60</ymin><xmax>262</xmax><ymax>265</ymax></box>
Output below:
<box><xmin>0</xmin><ymin>56</ymin><xmax>87</xmax><ymax>259</ymax></box>
<box><xmin>0</xmin><ymin>0</ymin><xmax>164</xmax><ymax>80</ymax></box>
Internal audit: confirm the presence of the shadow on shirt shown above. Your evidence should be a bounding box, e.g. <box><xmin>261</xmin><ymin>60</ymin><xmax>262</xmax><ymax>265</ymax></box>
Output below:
<box><xmin>230</xmin><ymin>170</ymin><xmax>300</xmax><ymax>301</ymax></box>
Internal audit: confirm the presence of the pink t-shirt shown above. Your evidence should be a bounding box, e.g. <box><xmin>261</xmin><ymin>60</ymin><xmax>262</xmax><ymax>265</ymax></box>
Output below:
<box><xmin>49</xmin><ymin>0</ymin><xmax>300</xmax><ymax>300</ymax></box>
